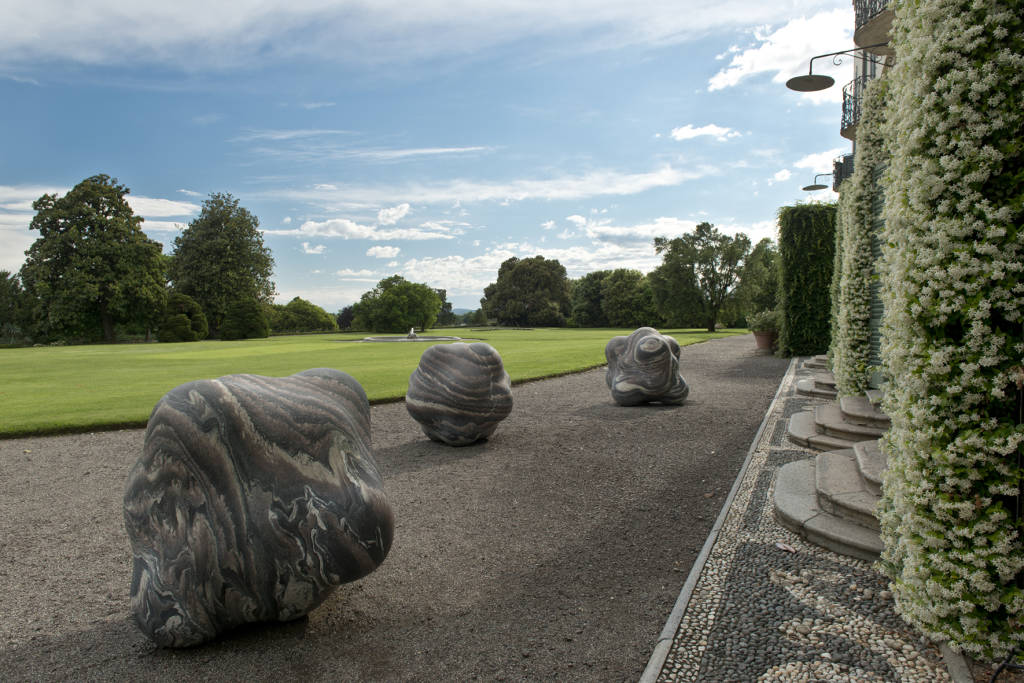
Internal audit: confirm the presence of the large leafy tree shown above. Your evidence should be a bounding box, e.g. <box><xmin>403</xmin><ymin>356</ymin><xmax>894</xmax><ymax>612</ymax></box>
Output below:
<box><xmin>351</xmin><ymin>275</ymin><xmax>442</xmax><ymax>333</ymax></box>
<box><xmin>19</xmin><ymin>175</ymin><xmax>167</xmax><ymax>343</ymax></box>
<box><xmin>434</xmin><ymin>288</ymin><xmax>459</xmax><ymax>327</ymax></box>
<box><xmin>652</xmin><ymin>222</ymin><xmax>751</xmax><ymax>332</ymax></box>
<box><xmin>600</xmin><ymin>269</ymin><xmax>660</xmax><ymax>328</ymax></box>
<box><xmin>480</xmin><ymin>255</ymin><xmax>570</xmax><ymax>327</ymax></box>
<box><xmin>265</xmin><ymin>296</ymin><xmax>338</xmax><ymax>333</ymax></box>
<box><xmin>0</xmin><ymin>270</ymin><xmax>30</xmax><ymax>343</ymax></box>
<box><xmin>569</xmin><ymin>270</ymin><xmax>611</xmax><ymax>327</ymax></box>
<box><xmin>735</xmin><ymin>237</ymin><xmax>780</xmax><ymax>316</ymax></box>
<box><xmin>169</xmin><ymin>193</ymin><xmax>275</xmax><ymax>337</ymax></box>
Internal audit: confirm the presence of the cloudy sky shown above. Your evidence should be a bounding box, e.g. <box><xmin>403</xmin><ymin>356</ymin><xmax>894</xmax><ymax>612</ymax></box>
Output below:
<box><xmin>0</xmin><ymin>0</ymin><xmax>852</xmax><ymax>311</ymax></box>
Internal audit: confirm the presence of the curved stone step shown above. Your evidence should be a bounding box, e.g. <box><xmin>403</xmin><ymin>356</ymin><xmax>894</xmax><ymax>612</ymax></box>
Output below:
<box><xmin>815</xmin><ymin>450</ymin><xmax>881</xmax><ymax>531</ymax></box>
<box><xmin>796</xmin><ymin>378</ymin><xmax>838</xmax><ymax>399</ymax></box>
<box><xmin>815</xmin><ymin>404</ymin><xmax>887</xmax><ymax>442</ymax></box>
<box><xmin>854</xmin><ymin>439</ymin><xmax>886</xmax><ymax>497</ymax></box>
<box><xmin>813</xmin><ymin>371</ymin><xmax>836</xmax><ymax>389</ymax></box>
<box><xmin>804</xmin><ymin>355</ymin><xmax>829</xmax><ymax>370</ymax></box>
<box><xmin>839</xmin><ymin>395</ymin><xmax>891</xmax><ymax>429</ymax></box>
<box><xmin>788</xmin><ymin>410</ymin><xmax>858</xmax><ymax>450</ymax></box>
<box><xmin>773</xmin><ymin>459</ymin><xmax>883</xmax><ymax>562</ymax></box>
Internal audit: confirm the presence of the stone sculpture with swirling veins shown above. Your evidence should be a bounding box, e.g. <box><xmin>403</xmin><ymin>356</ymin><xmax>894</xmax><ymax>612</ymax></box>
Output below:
<box><xmin>406</xmin><ymin>342</ymin><xmax>513</xmax><ymax>446</ymax></box>
<box><xmin>123</xmin><ymin>368</ymin><xmax>394</xmax><ymax>647</ymax></box>
<box><xmin>605</xmin><ymin>327</ymin><xmax>690</xmax><ymax>406</ymax></box>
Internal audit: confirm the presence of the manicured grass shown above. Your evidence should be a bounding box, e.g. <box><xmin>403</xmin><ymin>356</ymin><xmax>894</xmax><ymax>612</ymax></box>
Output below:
<box><xmin>0</xmin><ymin>327</ymin><xmax>746</xmax><ymax>437</ymax></box>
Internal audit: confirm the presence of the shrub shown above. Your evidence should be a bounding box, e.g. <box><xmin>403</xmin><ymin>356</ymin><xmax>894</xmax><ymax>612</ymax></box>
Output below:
<box><xmin>776</xmin><ymin>203</ymin><xmax>836</xmax><ymax>356</ymax></box>
<box><xmin>158</xmin><ymin>292</ymin><xmax>208</xmax><ymax>342</ymax></box>
<box><xmin>746</xmin><ymin>309</ymin><xmax>780</xmax><ymax>333</ymax></box>
<box><xmin>220</xmin><ymin>299</ymin><xmax>270</xmax><ymax>340</ymax></box>
<box><xmin>158</xmin><ymin>314</ymin><xmax>195</xmax><ymax>343</ymax></box>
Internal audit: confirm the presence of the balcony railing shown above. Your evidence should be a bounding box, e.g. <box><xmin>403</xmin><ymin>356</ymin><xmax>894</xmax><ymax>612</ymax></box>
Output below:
<box><xmin>841</xmin><ymin>75</ymin><xmax>870</xmax><ymax>140</ymax></box>
<box><xmin>833</xmin><ymin>153</ymin><xmax>855</xmax><ymax>191</ymax></box>
<box><xmin>854</xmin><ymin>0</ymin><xmax>890</xmax><ymax>30</ymax></box>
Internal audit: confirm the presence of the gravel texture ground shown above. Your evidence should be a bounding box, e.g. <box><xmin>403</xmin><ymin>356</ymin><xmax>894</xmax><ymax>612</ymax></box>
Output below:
<box><xmin>0</xmin><ymin>334</ymin><xmax>788</xmax><ymax>681</ymax></box>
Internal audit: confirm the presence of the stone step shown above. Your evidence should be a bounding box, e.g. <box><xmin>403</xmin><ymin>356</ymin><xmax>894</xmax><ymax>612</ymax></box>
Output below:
<box><xmin>795</xmin><ymin>378</ymin><xmax>838</xmax><ymax>399</ymax></box>
<box><xmin>813</xmin><ymin>371</ymin><xmax>837</xmax><ymax>389</ymax></box>
<box><xmin>815</xmin><ymin>404</ymin><xmax>887</xmax><ymax>442</ymax></box>
<box><xmin>815</xmin><ymin>450</ymin><xmax>881</xmax><ymax>531</ymax></box>
<box><xmin>804</xmin><ymin>355</ymin><xmax>829</xmax><ymax>370</ymax></box>
<box><xmin>773</xmin><ymin>459</ymin><xmax>883</xmax><ymax>562</ymax></box>
<box><xmin>839</xmin><ymin>395</ymin><xmax>891</xmax><ymax>429</ymax></box>
<box><xmin>854</xmin><ymin>439</ymin><xmax>886</xmax><ymax>497</ymax></box>
<box><xmin>788</xmin><ymin>410</ymin><xmax>858</xmax><ymax>451</ymax></box>
<box><xmin>864</xmin><ymin>388</ymin><xmax>884</xmax><ymax>406</ymax></box>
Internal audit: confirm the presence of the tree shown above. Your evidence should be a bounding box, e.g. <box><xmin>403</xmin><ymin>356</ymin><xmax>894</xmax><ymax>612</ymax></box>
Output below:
<box><xmin>480</xmin><ymin>255</ymin><xmax>570</xmax><ymax>327</ymax></box>
<box><xmin>735</xmin><ymin>238</ymin><xmax>780</xmax><ymax>317</ymax></box>
<box><xmin>351</xmin><ymin>275</ymin><xmax>442</xmax><ymax>333</ymax></box>
<box><xmin>569</xmin><ymin>270</ymin><xmax>611</xmax><ymax>327</ymax></box>
<box><xmin>600</xmin><ymin>269</ymin><xmax>660</xmax><ymax>328</ymax></box>
<box><xmin>19</xmin><ymin>175</ymin><xmax>167</xmax><ymax>343</ymax></box>
<box><xmin>158</xmin><ymin>292</ymin><xmax>208</xmax><ymax>342</ymax></box>
<box><xmin>220</xmin><ymin>299</ymin><xmax>270</xmax><ymax>340</ymax></box>
<box><xmin>336</xmin><ymin>305</ymin><xmax>355</xmax><ymax>331</ymax></box>
<box><xmin>434</xmin><ymin>289</ymin><xmax>459</xmax><ymax>327</ymax></box>
<box><xmin>652</xmin><ymin>222</ymin><xmax>751</xmax><ymax>332</ymax></box>
<box><xmin>0</xmin><ymin>270</ymin><xmax>29</xmax><ymax>343</ymax></box>
<box><xmin>169</xmin><ymin>193</ymin><xmax>275</xmax><ymax>337</ymax></box>
<box><xmin>266</xmin><ymin>297</ymin><xmax>338</xmax><ymax>333</ymax></box>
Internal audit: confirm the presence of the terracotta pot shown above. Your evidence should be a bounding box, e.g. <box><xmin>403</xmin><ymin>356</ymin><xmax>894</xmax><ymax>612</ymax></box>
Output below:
<box><xmin>752</xmin><ymin>330</ymin><xmax>777</xmax><ymax>351</ymax></box>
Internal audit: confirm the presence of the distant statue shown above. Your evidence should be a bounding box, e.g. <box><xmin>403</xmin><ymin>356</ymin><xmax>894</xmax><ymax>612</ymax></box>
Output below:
<box><xmin>407</xmin><ymin>327</ymin><xmax>417</xmax><ymax>339</ymax></box>
<box><xmin>605</xmin><ymin>327</ymin><xmax>689</xmax><ymax>406</ymax></box>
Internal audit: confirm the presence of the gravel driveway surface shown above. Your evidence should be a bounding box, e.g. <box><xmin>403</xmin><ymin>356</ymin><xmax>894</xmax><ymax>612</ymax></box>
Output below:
<box><xmin>0</xmin><ymin>334</ymin><xmax>788</xmax><ymax>681</ymax></box>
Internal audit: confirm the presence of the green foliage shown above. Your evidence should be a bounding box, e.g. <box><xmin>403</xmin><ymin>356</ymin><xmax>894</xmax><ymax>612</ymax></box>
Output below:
<box><xmin>600</xmin><ymin>269</ymin><xmax>660</xmax><ymax>328</ymax></box>
<box><xmin>336</xmin><ymin>305</ymin><xmax>355</xmax><ymax>331</ymax></box>
<box><xmin>569</xmin><ymin>270</ymin><xmax>611</xmax><ymax>327</ymax></box>
<box><xmin>219</xmin><ymin>299</ymin><xmax>270</xmax><ymax>340</ymax></box>
<box><xmin>158</xmin><ymin>292</ymin><xmax>208</xmax><ymax>342</ymax></box>
<box><xmin>651</xmin><ymin>222</ymin><xmax>751</xmax><ymax>332</ymax></box>
<box><xmin>481</xmin><ymin>255</ymin><xmax>570</xmax><ymax>326</ymax></box>
<box><xmin>18</xmin><ymin>175</ymin><xmax>167</xmax><ymax>344</ymax></box>
<box><xmin>265</xmin><ymin>296</ymin><xmax>338</xmax><ymax>334</ymax></box>
<box><xmin>351</xmin><ymin>275</ymin><xmax>442</xmax><ymax>332</ymax></box>
<box><xmin>0</xmin><ymin>270</ymin><xmax>30</xmax><ymax>343</ymax></box>
<box><xmin>434</xmin><ymin>289</ymin><xmax>459</xmax><ymax>327</ymax></box>
<box><xmin>877</xmin><ymin>0</ymin><xmax>1024</xmax><ymax>660</ymax></box>
<box><xmin>746</xmin><ymin>309</ymin><xmax>781</xmax><ymax>333</ymax></box>
<box><xmin>169</xmin><ymin>193</ymin><xmax>275</xmax><ymax>337</ymax></box>
<box><xmin>736</xmin><ymin>238</ymin><xmax>780</xmax><ymax>316</ymax></box>
<box><xmin>776</xmin><ymin>203</ymin><xmax>836</xmax><ymax>356</ymax></box>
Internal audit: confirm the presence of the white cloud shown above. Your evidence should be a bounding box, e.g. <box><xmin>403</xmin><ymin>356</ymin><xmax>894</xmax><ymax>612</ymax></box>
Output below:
<box><xmin>540</xmin><ymin>220</ymin><xmax>555</xmax><ymax>230</ymax></box>
<box><xmin>669</xmin><ymin>124</ymin><xmax>741</xmax><ymax>142</ymax></box>
<box><xmin>264</xmin><ymin>164</ymin><xmax>707</xmax><ymax>207</ymax></box>
<box><xmin>177</xmin><ymin>188</ymin><xmax>202</xmax><ymax>197</ymax></box>
<box><xmin>707</xmin><ymin>8</ymin><xmax>854</xmax><ymax>104</ymax></box>
<box><xmin>772</xmin><ymin>169</ymin><xmax>792</xmax><ymax>183</ymax></box>
<box><xmin>301</xmin><ymin>101</ymin><xmax>336</xmax><ymax>109</ymax></box>
<box><xmin>314</xmin><ymin>183</ymin><xmax>339</xmax><ymax>191</ymax></box>
<box><xmin>566</xmin><ymin>214</ymin><xmax>587</xmax><ymax>227</ymax></box>
<box><xmin>367</xmin><ymin>245</ymin><xmax>400</xmax><ymax>258</ymax></box>
<box><xmin>274</xmin><ymin>284</ymin><xmax>369</xmax><ymax>311</ymax></box>
<box><xmin>301</xmin><ymin>242</ymin><xmax>326</xmax><ymax>254</ymax></box>
<box><xmin>794</xmin><ymin>147</ymin><xmax>845</xmax><ymax>171</ymax></box>
<box><xmin>377</xmin><ymin>203</ymin><xmax>410</xmax><ymax>225</ymax></box>
<box><xmin>139</xmin><ymin>220</ymin><xmax>186</xmax><ymax>232</ymax></box>
<box><xmin>282</xmin><ymin>216</ymin><xmax>292</xmax><ymax>224</ymax></box>
<box><xmin>232</xmin><ymin>129</ymin><xmax>354</xmax><ymax>142</ymax></box>
<box><xmin>336</xmin><ymin>268</ymin><xmax>378</xmax><ymax>279</ymax></box>
<box><xmin>266</xmin><ymin>217</ymin><xmax>455</xmax><ymax>241</ymax></box>
<box><xmin>0</xmin><ymin>2</ymin><xmax>852</xmax><ymax>72</ymax></box>
<box><xmin>126</xmin><ymin>196</ymin><xmax>200</xmax><ymax>217</ymax></box>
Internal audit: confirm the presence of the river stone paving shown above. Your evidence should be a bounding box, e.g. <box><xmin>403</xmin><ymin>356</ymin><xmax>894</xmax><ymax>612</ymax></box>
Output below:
<box><xmin>653</xmin><ymin>358</ymin><xmax>952</xmax><ymax>682</ymax></box>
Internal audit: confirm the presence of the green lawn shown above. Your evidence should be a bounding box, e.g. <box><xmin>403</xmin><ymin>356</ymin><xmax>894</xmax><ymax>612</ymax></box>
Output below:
<box><xmin>0</xmin><ymin>327</ymin><xmax>746</xmax><ymax>437</ymax></box>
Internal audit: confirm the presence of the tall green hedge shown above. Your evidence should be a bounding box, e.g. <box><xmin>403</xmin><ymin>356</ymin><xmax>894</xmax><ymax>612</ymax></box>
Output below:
<box><xmin>878</xmin><ymin>0</ymin><xmax>1024</xmax><ymax>660</ymax></box>
<box><xmin>777</xmin><ymin>203</ymin><xmax>836</xmax><ymax>356</ymax></box>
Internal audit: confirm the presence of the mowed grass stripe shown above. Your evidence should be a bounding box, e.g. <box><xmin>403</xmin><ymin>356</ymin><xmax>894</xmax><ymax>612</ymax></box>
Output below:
<box><xmin>0</xmin><ymin>327</ymin><xmax>745</xmax><ymax>437</ymax></box>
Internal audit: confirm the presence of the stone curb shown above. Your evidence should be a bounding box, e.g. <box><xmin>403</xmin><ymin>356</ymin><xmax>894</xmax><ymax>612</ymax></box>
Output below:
<box><xmin>638</xmin><ymin>357</ymin><xmax>797</xmax><ymax>683</ymax></box>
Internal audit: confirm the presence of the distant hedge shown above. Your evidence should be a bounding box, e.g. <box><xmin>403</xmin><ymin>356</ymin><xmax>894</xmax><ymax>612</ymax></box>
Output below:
<box><xmin>777</xmin><ymin>203</ymin><xmax>836</xmax><ymax>356</ymax></box>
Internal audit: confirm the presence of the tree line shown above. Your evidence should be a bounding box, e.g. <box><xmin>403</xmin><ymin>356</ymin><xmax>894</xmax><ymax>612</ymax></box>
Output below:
<box><xmin>0</xmin><ymin>175</ymin><xmax>780</xmax><ymax>345</ymax></box>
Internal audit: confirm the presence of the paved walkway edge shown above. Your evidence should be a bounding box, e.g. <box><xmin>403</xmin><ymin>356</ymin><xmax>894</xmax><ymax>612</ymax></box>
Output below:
<box><xmin>639</xmin><ymin>357</ymin><xmax>797</xmax><ymax>683</ymax></box>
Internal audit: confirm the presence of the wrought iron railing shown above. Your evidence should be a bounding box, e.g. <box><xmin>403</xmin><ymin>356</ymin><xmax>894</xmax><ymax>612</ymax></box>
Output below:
<box><xmin>841</xmin><ymin>75</ymin><xmax>870</xmax><ymax>135</ymax></box>
<box><xmin>833</xmin><ymin>153</ymin><xmax>855</xmax><ymax>191</ymax></box>
<box><xmin>854</xmin><ymin>0</ymin><xmax>891</xmax><ymax>30</ymax></box>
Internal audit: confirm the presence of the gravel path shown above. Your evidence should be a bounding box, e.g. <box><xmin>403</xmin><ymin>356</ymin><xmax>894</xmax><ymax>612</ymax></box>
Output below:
<box><xmin>0</xmin><ymin>334</ymin><xmax>788</xmax><ymax>681</ymax></box>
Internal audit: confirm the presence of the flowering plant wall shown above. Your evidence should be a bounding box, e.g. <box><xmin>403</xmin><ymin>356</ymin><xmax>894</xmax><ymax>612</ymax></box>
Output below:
<box><xmin>832</xmin><ymin>77</ymin><xmax>889</xmax><ymax>396</ymax></box>
<box><xmin>878</xmin><ymin>0</ymin><xmax>1024</xmax><ymax>660</ymax></box>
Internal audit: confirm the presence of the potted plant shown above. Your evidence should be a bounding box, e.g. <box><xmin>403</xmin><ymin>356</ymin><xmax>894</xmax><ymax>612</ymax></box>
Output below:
<box><xmin>747</xmin><ymin>309</ymin><xmax>780</xmax><ymax>352</ymax></box>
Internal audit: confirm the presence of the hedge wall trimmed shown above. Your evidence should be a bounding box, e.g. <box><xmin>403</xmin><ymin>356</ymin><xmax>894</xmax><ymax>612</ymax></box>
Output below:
<box><xmin>777</xmin><ymin>203</ymin><xmax>836</xmax><ymax>357</ymax></box>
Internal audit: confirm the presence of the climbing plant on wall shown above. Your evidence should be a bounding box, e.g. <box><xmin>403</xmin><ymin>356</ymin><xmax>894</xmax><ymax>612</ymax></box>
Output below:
<box><xmin>777</xmin><ymin>202</ymin><xmax>836</xmax><ymax>357</ymax></box>
<box><xmin>878</xmin><ymin>0</ymin><xmax>1024</xmax><ymax>661</ymax></box>
<box><xmin>832</xmin><ymin>77</ymin><xmax>889</xmax><ymax>396</ymax></box>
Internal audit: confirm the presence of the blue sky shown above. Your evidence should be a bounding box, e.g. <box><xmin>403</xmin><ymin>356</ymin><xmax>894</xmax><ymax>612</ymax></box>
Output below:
<box><xmin>1</xmin><ymin>0</ymin><xmax>854</xmax><ymax>312</ymax></box>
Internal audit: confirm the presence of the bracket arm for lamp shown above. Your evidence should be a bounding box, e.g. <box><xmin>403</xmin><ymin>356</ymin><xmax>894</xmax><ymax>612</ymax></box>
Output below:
<box><xmin>786</xmin><ymin>43</ymin><xmax>889</xmax><ymax>92</ymax></box>
<box><xmin>802</xmin><ymin>173</ymin><xmax>833</xmax><ymax>191</ymax></box>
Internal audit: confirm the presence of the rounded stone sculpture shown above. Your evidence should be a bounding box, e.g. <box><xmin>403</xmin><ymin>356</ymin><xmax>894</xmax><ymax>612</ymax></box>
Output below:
<box><xmin>605</xmin><ymin>327</ymin><xmax>690</xmax><ymax>406</ymax></box>
<box><xmin>123</xmin><ymin>368</ymin><xmax>394</xmax><ymax>647</ymax></box>
<box><xmin>406</xmin><ymin>342</ymin><xmax>513</xmax><ymax>446</ymax></box>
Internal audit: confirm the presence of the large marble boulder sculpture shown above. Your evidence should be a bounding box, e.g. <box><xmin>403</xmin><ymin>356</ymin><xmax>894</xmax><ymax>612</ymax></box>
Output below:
<box><xmin>406</xmin><ymin>342</ymin><xmax>513</xmax><ymax>446</ymax></box>
<box><xmin>123</xmin><ymin>368</ymin><xmax>394</xmax><ymax>647</ymax></box>
<box><xmin>605</xmin><ymin>327</ymin><xmax>690</xmax><ymax>406</ymax></box>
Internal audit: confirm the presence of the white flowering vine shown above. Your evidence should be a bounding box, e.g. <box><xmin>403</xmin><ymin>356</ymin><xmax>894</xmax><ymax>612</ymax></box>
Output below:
<box><xmin>878</xmin><ymin>0</ymin><xmax>1024</xmax><ymax>661</ymax></box>
<box><xmin>832</xmin><ymin>77</ymin><xmax>889</xmax><ymax>396</ymax></box>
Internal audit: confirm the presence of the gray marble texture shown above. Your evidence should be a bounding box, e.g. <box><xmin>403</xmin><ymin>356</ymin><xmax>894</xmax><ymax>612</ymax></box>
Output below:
<box><xmin>605</xmin><ymin>327</ymin><xmax>690</xmax><ymax>406</ymax></box>
<box><xmin>123</xmin><ymin>368</ymin><xmax>393</xmax><ymax>647</ymax></box>
<box><xmin>406</xmin><ymin>342</ymin><xmax>513</xmax><ymax>446</ymax></box>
